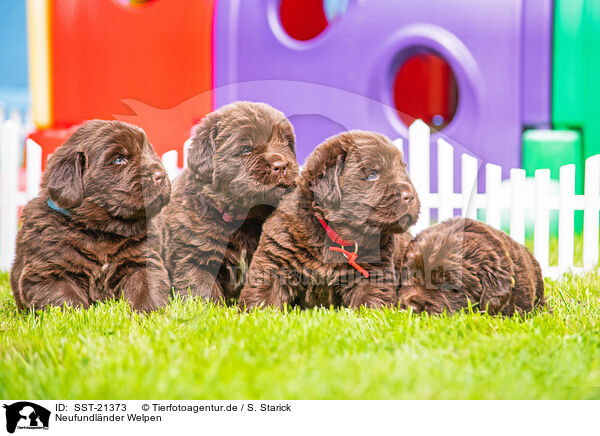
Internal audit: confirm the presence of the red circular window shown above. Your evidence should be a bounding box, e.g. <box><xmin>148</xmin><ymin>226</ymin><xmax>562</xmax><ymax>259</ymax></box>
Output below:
<box><xmin>393</xmin><ymin>52</ymin><xmax>458</xmax><ymax>129</ymax></box>
<box><xmin>279</xmin><ymin>0</ymin><xmax>348</xmax><ymax>41</ymax></box>
<box><xmin>279</xmin><ymin>0</ymin><xmax>328</xmax><ymax>41</ymax></box>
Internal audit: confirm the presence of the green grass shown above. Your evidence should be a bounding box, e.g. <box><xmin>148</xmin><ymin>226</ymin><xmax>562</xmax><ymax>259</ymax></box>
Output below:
<box><xmin>1</xmin><ymin>268</ymin><xmax>600</xmax><ymax>400</ymax></box>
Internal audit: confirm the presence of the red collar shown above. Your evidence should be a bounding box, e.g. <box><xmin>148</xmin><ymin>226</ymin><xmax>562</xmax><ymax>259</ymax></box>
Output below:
<box><xmin>316</xmin><ymin>216</ymin><xmax>354</xmax><ymax>246</ymax></box>
<box><xmin>316</xmin><ymin>216</ymin><xmax>369</xmax><ymax>278</ymax></box>
<box><xmin>204</xmin><ymin>197</ymin><xmax>247</xmax><ymax>223</ymax></box>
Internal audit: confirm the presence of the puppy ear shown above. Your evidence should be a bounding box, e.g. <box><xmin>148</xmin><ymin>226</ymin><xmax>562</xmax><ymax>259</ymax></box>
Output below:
<box><xmin>403</xmin><ymin>248</ymin><xmax>426</xmax><ymax>280</ymax></box>
<box><xmin>411</xmin><ymin>252</ymin><xmax>425</xmax><ymax>273</ymax></box>
<box><xmin>188</xmin><ymin>114</ymin><xmax>219</xmax><ymax>183</ymax></box>
<box><xmin>275</xmin><ymin>118</ymin><xmax>296</xmax><ymax>155</ymax></box>
<box><xmin>311</xmin><ymin>154</ymin><xmax>345</xmax><ymax>209</ymax></box>
<box><xmin>44</xmin><ymin>145</ymin><xmax>85</xmax><ymax>209</ymax></box>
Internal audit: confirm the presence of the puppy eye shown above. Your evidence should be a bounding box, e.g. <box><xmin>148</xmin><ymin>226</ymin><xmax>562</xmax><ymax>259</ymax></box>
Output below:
<box><xmin>366</xmin><ymin>170</ymin><xmax>379</xmax><ymax>181</ymax></box>
<box><xmin>440</xmin><ymin>284</ymin><xmax>458</xmax><ymax>292</ymax></box>
<box><xmin>113</xmin><ymin>156</ymin><xmax>127</xmax><ymax>165</ymax></box>
<box><xmin>239</xmin><ymin>146</ymin><xmax>253</xmax><ymax>155</ymax></box>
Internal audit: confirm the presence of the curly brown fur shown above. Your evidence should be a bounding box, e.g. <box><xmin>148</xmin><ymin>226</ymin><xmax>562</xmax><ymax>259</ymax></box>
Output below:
<box><xmin>398</xmin><ymin>217</ymin><xmax>550</xmax><ymax>316</ymax></box>
<box><xmin>163</xmin><ymin>102</ymin><xmax>299</xmax><ymax>302</ymax></box>
<box><xmin>10</xmin><ymin>120</ymin><xmax>172</xmax><ymax>312</ymax></box>
<box><xmin>238</xmin><ymin>130</ymin><xmax>420</xmax><ymax>310</ymax></box>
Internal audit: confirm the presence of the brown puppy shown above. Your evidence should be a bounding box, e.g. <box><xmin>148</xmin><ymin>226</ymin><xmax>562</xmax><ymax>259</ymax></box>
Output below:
<box><xmin>11</xmin><ymin>120</ymin><xmax>172</xmax><ymax>312</ymax></box>
<box><xmin>398</xmin><ymin>217</ymin><xmax>549</xmax><ymax>316</ymax></box>
<box><xmin>238</xmin><ymin>130</ymin><xmax>420</xmax><ymax>310</ymax></box>
<box><xmin>163</xmin><ymin>102</ymin><xmax>299</xmax><ymax>302</ymax></box>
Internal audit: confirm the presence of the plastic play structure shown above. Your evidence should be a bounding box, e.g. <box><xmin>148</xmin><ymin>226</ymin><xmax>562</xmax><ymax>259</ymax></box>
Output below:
<box><xmin>25</xmin><ymin>0</ymin><xmax>214</xmax><ymax>165</ymax></box>
<box><xmin>528</xmin><ymin>0</ymin><xmax>600</xmax><ymax>194</ymax></box>
<box><xmin>7</xmin><ymin>0</ymin><xmax>597</xmax><ymax>185</ymax></box>
<box><xmin>216</xmin><ymin>0</ymin><xmax>552</xmax><ymax>182</ymax></box>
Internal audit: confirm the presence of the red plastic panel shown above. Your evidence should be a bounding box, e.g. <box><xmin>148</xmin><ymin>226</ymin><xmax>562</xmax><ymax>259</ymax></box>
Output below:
<box><xmin>29</xmin><ymin>127</ymin><xmax>79</xmax><ymax>170</ymax></box>
<box><xmin>49</xmin><ymin>0</ymin><xmax>214</xmax><ymax>160</ymax></box>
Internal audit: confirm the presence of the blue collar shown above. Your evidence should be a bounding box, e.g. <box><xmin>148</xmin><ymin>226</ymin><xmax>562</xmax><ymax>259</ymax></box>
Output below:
<box><xmin>47</xmin><ymin>198</ymin><xmax>71</xmax><ymax>216</ymax></box>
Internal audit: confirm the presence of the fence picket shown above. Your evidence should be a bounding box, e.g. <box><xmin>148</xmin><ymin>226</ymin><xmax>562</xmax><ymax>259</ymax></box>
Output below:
<box><xmin>161</xmin><ymin>150</ymin><xmax>179</xmax><ymax>181</ymax></box>
<box><xmin>183</xmin><ymin>138</ymin><xmax>193</xmax><ymax>169</ymax></box>
<box><xmin>0</xmin><ymin>121</ymin><xmax>20</xmax><ymax>270</ymax></box>
<box><xmin>583</xmin><ymin>155</ymin><xmax>600</xmax><ymax>269</ymax></box>
<box><xmin>534</xmin><ymin>169</ymin><xmax>551</xmax><ymax>269</ymax></box>
<box><xmin>392</xmin><ymin>137</ymin><xmax>403</xmax><ymax>156</ymax></box>
<box><xmin>461</xmin><ymin>154</ymin><xmax>478</xmax><ymax>219</ymax></box>
<box><xmin>558</xmin><ymin>164</ymin><xmax>576</xmax><ymax>270</ymax></box>
<box><xmin>26</xmin><ymin>139</ymin><xmax>42</xmax><ymax>200</ymax></box>
<box><xmin>437</xmin><ymin>139</ymin><xmax>453</xmax><ymax>222</ymax></box>
<box><xmin>9</xmin><ymin>109</ymin><xmax>22</xmax><ymax>126</ymax></box>
<box><xmin>510</xmin><ymin>168</ymin><xmax>526</xmax><ymax>244</ymax></box>
<box><xmin>409</xmin><ymin>120</ymin><xmax>430</xmax><ymax>234</ymax></box>
<box><xmin>25</xmin><ymin>111</ymin><xmax>34</xmax><ymax>132</ymax></box>
<box><xmin>485</xmin><ymin>163</ymin><xmax>501</xmax><ymax>229</ymax></box>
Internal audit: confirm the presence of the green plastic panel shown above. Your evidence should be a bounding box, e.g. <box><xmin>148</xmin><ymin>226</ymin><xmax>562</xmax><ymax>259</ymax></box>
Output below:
<box><xmin>522</xmin><ymin>129</ymin><xmax>583</xmax><ymax>193</ymax></box>
<box><xmin>553</xmin><ymin>0</ymin><xmax>600</xmax><ymax>160</ymax></box>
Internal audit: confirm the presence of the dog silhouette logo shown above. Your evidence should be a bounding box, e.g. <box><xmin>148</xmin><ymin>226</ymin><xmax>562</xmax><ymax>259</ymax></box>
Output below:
<box><xmin>3</xmin><ymin>402</ymin><xmax>50</xmax><ymax>433</ymax></box>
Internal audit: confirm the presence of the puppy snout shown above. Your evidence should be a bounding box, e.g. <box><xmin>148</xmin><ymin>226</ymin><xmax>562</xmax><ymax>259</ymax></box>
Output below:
<box><xmin>151</xmin><ymin>169</ymin><xmax>166</xmax><ymax>183</ymax></box>
<box><xmin>401</xmin><ymin>190</ymin><xmax>415</xmax><ymax>205</ymax></box>
<box><xmin>143</xmin><ymin>164</ymin><xmax>166</xmax><ymax>184</ymax></box>
<box><xmin>397</xmin><ymin>183</ymin><xmax>416</xmax><ymax>206</ymax></box>
<box><xmin>400</xmin><ymin>292</ymin><xmax>425</xmax><ymax>313</ymax></box>
<box><xmin>267</xmin><ymin>153</ymin><xmax>288</xmax><ymax>175</ymax></box>
<box><xmin>271</xmin><ymin>160</ymin><xmax>287</xmax><ymax>174</ymax></box>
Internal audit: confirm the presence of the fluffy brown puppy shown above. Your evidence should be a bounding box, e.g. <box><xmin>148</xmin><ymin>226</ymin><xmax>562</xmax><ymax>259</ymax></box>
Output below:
<box><xmin>11</xmin><ymin>120</ymin><xmax>172</xmax><ymax>312</ymax></box>
<box><xmin>398</xmin><ymin>217</ymin><xmax>549</xmax><ymax>316</ymax></box>
<box><xmin>238</xmin><ymin>130</ymin><xmax>420</xmax><ymax>310</ymax></box>
<box><xmin>163</xmin><ymin>102</ymin><xmax>299</xmax><ymax>302</ymax></box>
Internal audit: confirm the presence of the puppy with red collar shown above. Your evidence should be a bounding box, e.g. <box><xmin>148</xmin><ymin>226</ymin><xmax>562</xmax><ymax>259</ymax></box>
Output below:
<box><xmin>238</xmin><ymin>130</ymin><xmax>420</xmax><ymax>310</ymax></box>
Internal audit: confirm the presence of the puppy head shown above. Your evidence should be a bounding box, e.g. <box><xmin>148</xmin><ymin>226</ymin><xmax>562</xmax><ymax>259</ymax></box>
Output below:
<box><xmin>398</xmin><ymin>225</ymin><xmax>474</xmax><ymax>314</ymax></box>
<box><xmin>43</xmin><ymin>120</ymin><xmax>171</xmax><ymax>229</ymax></box>
<box><xmin>398</xmin><ymin>241</ymin><xmax>454</xmax><ymax>314</ymax></box>
<box><xmin>300</xmin><ymin>130</ymin><xmax>420</xmax><ymax>237</ymax></box>
<box><xmin>187</xmin><ymin>102</ymin><xmax>299</xmax><ymax>211</ymax></box>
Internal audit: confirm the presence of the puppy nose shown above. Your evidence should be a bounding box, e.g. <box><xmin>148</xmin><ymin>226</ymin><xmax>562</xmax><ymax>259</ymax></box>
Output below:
<box><xmin>151</xmin><ymin>169</ymin><xmax>166</xmax><ymax>183</ymax></box>
<box><xmin>401</xmin><ymin>191</ymin><xmax>415</xmax><ymax>205</ymax></box>
<box><xmin>267</xmin><ymin>153</ymin><xmax>288</xmax><ymax>175</ymax></box>
<box><xmin>396</xmin><ymin>180</ymin><xmax>416</xmax><ymax>206</ymax></box>
<box><xmin>401</xmin><ymin>293</ymin><xmax>424</xmax><ymax>313</ymax></box>
<box><xmin>271</xmin><ymin>160</ymin><xmax>288</xmax><ymax>174</ymax></box>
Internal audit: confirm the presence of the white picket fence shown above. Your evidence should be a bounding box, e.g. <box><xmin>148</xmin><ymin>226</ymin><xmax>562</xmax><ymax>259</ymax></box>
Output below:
<box><xmin>1</xmin><ymin>117</ymin><xmax>599</xmax><ymax>278</ymax></box>
<box><xmin>398</xmin><ymin>120</ymin><xmax>600</xmax><ymax>279</ymax></box>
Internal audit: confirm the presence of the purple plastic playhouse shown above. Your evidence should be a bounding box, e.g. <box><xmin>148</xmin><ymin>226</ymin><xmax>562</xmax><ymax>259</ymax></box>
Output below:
<box><xmin>215</xmin><ymin>0</ymin><xmax>552</xmax><ymax>183</ymax></box>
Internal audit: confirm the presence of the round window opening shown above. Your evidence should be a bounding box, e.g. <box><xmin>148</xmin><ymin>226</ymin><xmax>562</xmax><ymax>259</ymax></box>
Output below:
<box><xmin>393</xmin><ymin>52</ymin><xmax>458</xmax><ymax>130</ymax></box>
<box><xmin>279</xmin><ymin>0</ymin><xmax>348</xmax><ymax>41</ymax></box>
